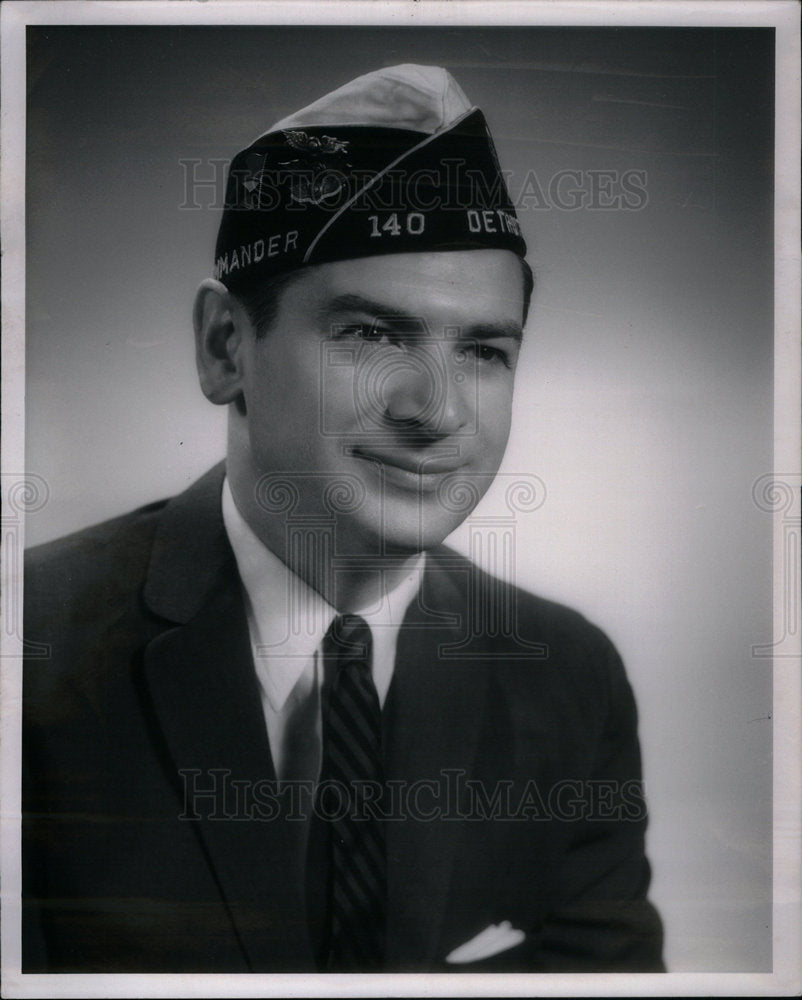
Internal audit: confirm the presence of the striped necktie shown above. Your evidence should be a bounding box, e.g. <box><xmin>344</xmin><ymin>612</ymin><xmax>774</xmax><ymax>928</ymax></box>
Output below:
<box><xmin>317</xmin><ymin>614</ymin><xmax>386</xmax><ymax>970</ymax></box>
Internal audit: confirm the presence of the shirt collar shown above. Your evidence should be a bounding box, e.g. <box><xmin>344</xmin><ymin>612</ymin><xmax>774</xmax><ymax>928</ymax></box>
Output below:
<box><xmin>221</xmin><ymin>477</ymin><xmax>424</xmax><ymax>711</ymax></box>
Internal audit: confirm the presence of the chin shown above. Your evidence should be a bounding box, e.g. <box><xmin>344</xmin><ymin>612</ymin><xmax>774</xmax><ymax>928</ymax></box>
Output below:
<box><xmin>333</xmin><ymin>486</ymin><xmax>472</xmax><ymax>556</ymax></box>
<box><xmin>335</xmin><ymin>511</ymin><xmax>461</xmax><ymax>559</ymax></box>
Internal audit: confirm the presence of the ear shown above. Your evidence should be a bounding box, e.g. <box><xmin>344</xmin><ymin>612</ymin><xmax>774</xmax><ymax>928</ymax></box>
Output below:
<box><xmin>193</xmin><ymin>278</ymin><xmax>250</xmax><ymax>405</ymax></box>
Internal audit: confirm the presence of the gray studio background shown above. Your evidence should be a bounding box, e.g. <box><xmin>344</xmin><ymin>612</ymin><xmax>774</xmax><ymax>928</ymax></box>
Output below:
<box><xmin>25</xmin><ymin>26</ymin><xmax>773</xmax><ymax>972</ymax></box>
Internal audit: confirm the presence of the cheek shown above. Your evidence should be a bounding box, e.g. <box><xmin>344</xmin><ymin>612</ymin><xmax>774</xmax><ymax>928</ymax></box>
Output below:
<box><xmin>247</xmin><ymin>343</ymin><xmax>323</xmax><ymax>422</ymax></box>
<box><xmin>478</xmin><ymin>381</ymin><xmax>515</xmax><ymax>447</ymax></box>
<box><xmin>243</xmin><ymin>357</ymin><xmax>310</xmax><ymax>460</ymax></box>
<box><xmin>317</xmin><ymin>360</ymin><xmax>375</xmax><ymax>435</ymax></box>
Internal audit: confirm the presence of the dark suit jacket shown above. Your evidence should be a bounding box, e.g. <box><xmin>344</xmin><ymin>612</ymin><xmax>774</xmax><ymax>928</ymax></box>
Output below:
<box><xmin>23</xmin><ymin>464</ymin><xmax>663</xmax><ymax>973</ymax></box>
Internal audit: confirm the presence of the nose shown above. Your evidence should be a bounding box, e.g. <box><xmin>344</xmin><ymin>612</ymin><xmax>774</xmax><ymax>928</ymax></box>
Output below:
<box><xmin>379</xmin><ymin>345</ymin><xmax>468</xmax><ymax>436</ymax></box>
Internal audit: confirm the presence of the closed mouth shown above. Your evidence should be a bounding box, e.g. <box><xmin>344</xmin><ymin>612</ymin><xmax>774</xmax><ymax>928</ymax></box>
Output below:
<box><xmin>351</xmin><ymin>448</ymin><xmax>464</xmax><ymax>476</ymax></box>
<box><xmin>351</xmin><ymin>448</ymin><xmax>466</xmax><ymax>494</ymax></box>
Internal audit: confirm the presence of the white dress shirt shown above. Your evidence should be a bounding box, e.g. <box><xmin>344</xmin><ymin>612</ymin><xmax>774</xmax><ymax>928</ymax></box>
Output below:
<box><xmin>221</xmin><ymin>478</ymin><xmax>424</xmax><ymax>781</ymax></box>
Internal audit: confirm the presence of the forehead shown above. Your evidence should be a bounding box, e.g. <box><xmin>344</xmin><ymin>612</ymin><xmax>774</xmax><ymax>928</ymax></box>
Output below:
<box><xmin>284</xmin><ymin>250</ymin><xmax>524</xmax><ymax>327</ymax></box>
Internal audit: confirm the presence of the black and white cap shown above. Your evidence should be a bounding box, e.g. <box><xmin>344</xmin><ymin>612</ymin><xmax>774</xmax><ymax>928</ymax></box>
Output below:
<box><xmin>214</xmin><ymin>64</ymin><xmax>527</xmax><ymax>290</ymax></box>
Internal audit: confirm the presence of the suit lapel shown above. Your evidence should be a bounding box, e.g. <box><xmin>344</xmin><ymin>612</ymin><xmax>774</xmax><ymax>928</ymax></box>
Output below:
<box><xmin>383</xmin><ymin>550</ymin><xmax>489</xmax><ymax>968</ymax></box>
<box><xmin>141</xmin><ymin>464</ymin><xmax>314</xmax><ymax>971</ymax></box>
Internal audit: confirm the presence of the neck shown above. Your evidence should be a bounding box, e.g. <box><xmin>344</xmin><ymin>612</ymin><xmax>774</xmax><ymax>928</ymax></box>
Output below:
<box><xmin>318</xmin><ymin>557</ymin><xmax>423</xmax><ymax>614</ymax></box>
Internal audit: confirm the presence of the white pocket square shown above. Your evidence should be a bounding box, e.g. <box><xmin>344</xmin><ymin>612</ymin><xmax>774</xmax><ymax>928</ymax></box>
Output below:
<box><xmin>445</xmin><ymin>921</ymin><xmax>525</xmax><ymax>964</ymax></box>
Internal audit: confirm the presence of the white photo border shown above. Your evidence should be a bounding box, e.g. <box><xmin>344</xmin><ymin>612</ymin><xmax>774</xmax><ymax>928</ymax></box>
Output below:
<box><xmin>2</xmin><ymin>2</ymin><xmax>799</xmax><ymax>997</ymax></box>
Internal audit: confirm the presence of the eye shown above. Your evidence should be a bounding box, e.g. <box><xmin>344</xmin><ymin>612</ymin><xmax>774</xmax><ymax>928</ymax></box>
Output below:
<box><xmin>332</xmin><ymin>323</ymin><xmax>369</xmax><ymax>339</ymax></box>
<box><xmin>469</xmin><ymin>342</ymin><xmax>512</xmax><ymax>367</ymax></box>
<box><xmin>331</xmin><ymin>323</ymin><xmax>393</xmax><ymax>344</ymax></box>
<box><xmin>478</xmin><ymin>344</ymin><xmax>504</xmax><ymax>362</ymax></box>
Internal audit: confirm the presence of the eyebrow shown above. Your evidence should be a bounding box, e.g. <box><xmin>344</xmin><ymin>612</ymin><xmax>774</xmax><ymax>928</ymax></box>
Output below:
<box><xmin>320</xmin><ymin>292</ymin><xmax>523</xmax><ymax>343</ymax></box>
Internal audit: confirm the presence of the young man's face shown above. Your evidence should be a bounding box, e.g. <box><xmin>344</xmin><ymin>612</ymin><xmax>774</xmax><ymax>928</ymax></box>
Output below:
<box><xmin>235</xmin><ymin>249</ymin><xmax>526</xmax><ymax>556</ymax></box>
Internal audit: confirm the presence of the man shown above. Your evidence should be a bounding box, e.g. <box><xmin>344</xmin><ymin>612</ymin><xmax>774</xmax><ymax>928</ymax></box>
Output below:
<box><xmin>23</xmin><ymin>65</ymin><xmax>664</xmax><ymax>973</ymax></box>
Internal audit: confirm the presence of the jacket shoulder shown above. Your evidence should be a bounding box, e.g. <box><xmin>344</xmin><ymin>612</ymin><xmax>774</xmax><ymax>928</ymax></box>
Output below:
<box><xmin>430</xmin><ymin>544</ymin><xmax>615</xmax><ymax>650</ymax></box>
<box><xmin>25</xmin><ymin>499</ymin><xmax>169</xmax><ymax>615</ymax></box>
<box><xmin>429</xmin><ymin>545</ymin><xmax>631</xmax><ymax>722</ymax></box>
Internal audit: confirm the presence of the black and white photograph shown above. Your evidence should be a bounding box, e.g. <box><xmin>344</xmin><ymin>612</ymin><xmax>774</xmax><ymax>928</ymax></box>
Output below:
<box><xmin>1</xmin><ymin>1</ymin><xmax>799</xmax><ymax>996</ymax></box>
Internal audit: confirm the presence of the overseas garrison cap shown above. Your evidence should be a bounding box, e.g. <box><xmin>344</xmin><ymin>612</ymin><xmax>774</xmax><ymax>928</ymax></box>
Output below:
<box><xmin>214</xmin><ymin>64</ymin><xmax>527</xmax><ymax>290</ymax></box>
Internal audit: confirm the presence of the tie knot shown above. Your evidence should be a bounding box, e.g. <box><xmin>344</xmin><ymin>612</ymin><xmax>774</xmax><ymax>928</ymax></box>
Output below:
<box><xmin>326</xmin><ymin>614</ymin><xmax>372</xmax><ymax>667</ymax></box>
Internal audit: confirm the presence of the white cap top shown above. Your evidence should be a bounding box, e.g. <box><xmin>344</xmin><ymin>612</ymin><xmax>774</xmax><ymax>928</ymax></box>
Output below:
<box><xmin>270</xmin><ymin>63</ymin><xmax>473</xmax><ymax>135</ymax></box>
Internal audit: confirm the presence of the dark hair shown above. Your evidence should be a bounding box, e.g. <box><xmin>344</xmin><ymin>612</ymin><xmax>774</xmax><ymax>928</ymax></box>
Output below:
<box><xmin>233</xmin><ymin>255</ymin><xmax>535</xmax><ymax>338</ymax></box>
<box><xmin>232</xmin><ymin>268</ymin><xmax>310</xmax><ymax>339</ymax></box>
